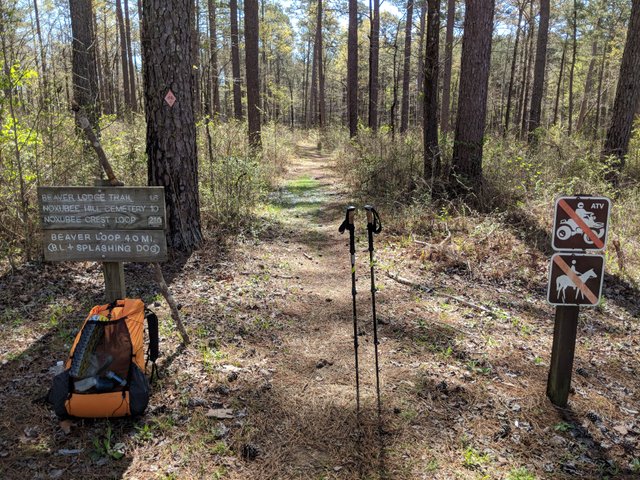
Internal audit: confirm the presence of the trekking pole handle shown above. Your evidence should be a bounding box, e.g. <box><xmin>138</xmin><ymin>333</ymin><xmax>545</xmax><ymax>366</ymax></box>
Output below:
<box><xmin>364</xmin><ymin>205</ymin><xmax>382</xmax><ymax>234</ymax></box>
<box><xmin>339</xmin><ymin>205</ymin><xmax>356</xmax><ymax>233</ymax></box>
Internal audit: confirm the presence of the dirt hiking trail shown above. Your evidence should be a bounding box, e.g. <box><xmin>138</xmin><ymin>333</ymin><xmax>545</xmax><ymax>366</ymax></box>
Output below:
<box><xmin>233</xmin><ymin>142</ymin><xmax>391</xmax><ymax>479</ymax></box>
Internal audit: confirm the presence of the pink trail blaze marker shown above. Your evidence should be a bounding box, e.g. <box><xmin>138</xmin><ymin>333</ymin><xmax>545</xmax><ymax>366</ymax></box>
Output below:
<box><xmin>164</xmin><ymin>90</ymin><xmax>176</xmax><ymax>107</ymax></box>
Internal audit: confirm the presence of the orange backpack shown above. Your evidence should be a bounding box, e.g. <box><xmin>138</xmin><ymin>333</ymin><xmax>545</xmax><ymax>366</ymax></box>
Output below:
<box><xmin>48</xmin><ymin>299</ymin><xmax>159</xmax><ymax>418</ymax></box>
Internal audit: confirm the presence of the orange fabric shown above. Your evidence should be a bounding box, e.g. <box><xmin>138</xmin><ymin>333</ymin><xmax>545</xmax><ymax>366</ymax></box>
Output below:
<box><xmin>66</xmin><ymin>299</ymin><xmax>146</xmax><ymax>371</ymax></box>
<box><xmin>66</xmin><ymin>391</ymin><xmax>130</xmax><ymax>418</ymax></box>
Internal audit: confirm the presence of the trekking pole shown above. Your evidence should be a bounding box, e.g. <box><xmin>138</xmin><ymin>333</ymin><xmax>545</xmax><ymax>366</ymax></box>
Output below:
<box><xmin>364</xmin><ymin>205</ymin><xmax>383</xmax><ymax>423</ymax></box>
<box><xmin>339</xmin><ymin>206</ymin><xmax>361</xmax><ymax>421</ymax></box>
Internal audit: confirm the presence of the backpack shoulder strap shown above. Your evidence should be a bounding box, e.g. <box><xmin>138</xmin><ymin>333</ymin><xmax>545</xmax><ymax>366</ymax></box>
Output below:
<box><xmin>144</xmin><ymin>308</ymin><xmax>160</xmax><ymax>382</ymax></box>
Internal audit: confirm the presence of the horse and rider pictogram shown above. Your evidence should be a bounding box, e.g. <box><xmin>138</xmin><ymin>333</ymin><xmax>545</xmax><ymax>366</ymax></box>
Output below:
<box><xmin>547</xmin><ymin>253</ymin><xmax>605</xmax><ymax>306</ymax></box>
<box><xmin>552</xmin><ymin>196</ymin><xmax>611</xmax><ymax>251</ymax></box>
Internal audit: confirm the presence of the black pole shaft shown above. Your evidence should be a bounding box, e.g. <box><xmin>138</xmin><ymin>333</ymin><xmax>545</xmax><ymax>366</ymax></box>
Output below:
<box><xmin>366</xmin><ymin>209</ymin><xmax>382</xmax><ymax>420</ymax></box>
<box><xmin>547</xmin><ymin>305</ymin><xmax>580</xmax><ymax>407</ymax></box>
<box><xmin>348</xmin><ymin>220</ymin><xmax>361</xmax><ymax>417</ymax></box>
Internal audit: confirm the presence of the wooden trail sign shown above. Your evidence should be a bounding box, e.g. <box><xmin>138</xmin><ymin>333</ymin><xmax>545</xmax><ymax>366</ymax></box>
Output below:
<box><xmin>547</xmin><ymin>253</ymin><xmax>605</xmax><ymax>306</ymax></box>
<box><xmin>38</xmin><ymin>186</ymin><xmax>167</xmax><ymax>263</ymax></box>
<box><xmin>551</xmin><ymin>196</ymin><xmax>611</xmax><ymax>251</ymax></box>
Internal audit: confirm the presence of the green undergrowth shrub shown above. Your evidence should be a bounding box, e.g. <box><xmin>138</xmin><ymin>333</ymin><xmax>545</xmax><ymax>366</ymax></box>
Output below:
<box><xmin>197</xmin><ymin>119</ymin><xmax>295</xmax><ymax>233</ymax></box>
<box><xmin>335</xmin><ymin>128</ymin><xmax>425</xmax><ymax>203</ymax></box>
<box><xmin>335</xmin><ymin>124</ymin><xmax>640</xmax><ymax>283</ymax></box>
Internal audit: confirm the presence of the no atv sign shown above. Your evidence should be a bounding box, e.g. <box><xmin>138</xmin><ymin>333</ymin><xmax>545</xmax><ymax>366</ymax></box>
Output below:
<box><xmin>547</xmin><ymin>253</ymin><xmax>605</xmax><ymax>306</ymax></box>
<box><xmin>551</xmin><ymin>196</ymin><xmax>611</xmax><ymax>251</ymax></box>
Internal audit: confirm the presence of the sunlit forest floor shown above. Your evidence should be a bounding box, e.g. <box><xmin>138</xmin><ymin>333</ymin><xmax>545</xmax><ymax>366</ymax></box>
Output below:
<box><xmin>1</xmin><ymin>138</ymin><xmax>639</xmax><ymax>479</ymax></box>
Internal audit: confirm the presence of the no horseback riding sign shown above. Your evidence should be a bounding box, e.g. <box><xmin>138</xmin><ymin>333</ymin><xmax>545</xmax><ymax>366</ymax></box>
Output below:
<box><xmin>547</xmin><ymin>253</ymin><xmax>605</xmax><ymax>306</ymax></box>
<box><xmin>547</xmin><ymin>195</ymin><xmax>610</xmax><ymax>306</ymax></box>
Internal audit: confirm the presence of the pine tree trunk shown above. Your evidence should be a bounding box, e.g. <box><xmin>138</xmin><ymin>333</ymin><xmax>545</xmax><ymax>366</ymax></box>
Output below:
<box><xmin>568</xmin><ymin>0</ymin><xmax>577</xmax><ymax>135</ymax></box>
<box><xmin>450</xmin><ymin>0</ymin><xmax>495</xmax><ymax>195</ymax></box>
<box><xmin>208</xmin><ymin>0</ymin><xmax>220</xmax><ymax>116</ymax></box>
<box><xmin>309</xmin><ymin>28</ymin><xmax>318</xmax><ymax>126</ymax></box>
<box><xmin>527</xmin><ymin>0</ymin><xmax>549</xmax><ymax>141</ymax></box>
<box><xmin>553</xmin><ymin>35</ymin><xmax>567</xmax><ymax>125</ymax></box>
<box><xmin>368</xmin><ymin>0</ymin><xmax>380</xmax><ymax>131</ymax></box>
<box><xmin>192</xmin><ymin>0</ymin><xmax>201</xmax><ymax>119</ymax></box>
<box><xmin>116</xmin><ymin>0</ymin><xmax>132</xmax><ymax>112</ymax></box>
<box><xmin>303</xmin><ymin>36</ymin><xmax>311</xmax><ymax>127</ymax></box>
<box><xmin>245</xmin><ymin>0</ymin><xmax>261</xmax><ymax>148</ymax></box>
<box><xmin>515</xmin><ymin>8</ymin><xmax>533</xmax><ymax>138</ymax></box>
<box><xmin>33</xmin><ymin>0</ymin><xmax>49</xmax><ymax>107</ymax></box>
<box><xmin>317</xmin><ymin>0</ymin><xmax>326</xmax><ymax>129</ymax></box>
<box><xmin>416</xmin><ymin>1</ymin><xmax>427</xmax><ymax>122</ymax></box>
<box><xmin>424</xmin><ymin>0</ymin><xmax>440</xmax><ymax>184</ymax></box>
<box><xmin>576</xmin><ymin>37</ymin><xmax>599</xmax><ymax>132</ymax></box>
<box><xmin>101</xmin><ymin>7</ymin><xmax>115</xmax><ymax>115</ymax></box>
<box><xmin>440</xmin><ymin>0</ymin><xmax>455</xmax><ymax>135</ymax></box>
<box><xmin>69</xmin><ymin>0</ymin><xmax>101</xmax><ymax>129</ymax></box>
<box><xmin>347</xmin><ymin>0</ymin><xmax>358</xmax><ymax>137</ymax></box>
<box><xmin>594</xmin><ymin>42</ymin><xmax>608</xmax><ymax>140</ymax></box>
<box><xmin>602</xmin><ymin>0</ymin><xmax>640</xmax><ymax>183</ymax></box>
<box><xmin>400</xmin><ymin>0</ymin><xmax>413</xmax><ymax>133</ymax></box>
<box><xmin>504</xmin><ymin>2</ymin><xmax>524</xmax><ymax>136</ymax></box>
<box><xmin>316</xmin><ymin>0</ymin><xmax>327</xmax><ymax>129</ymax></box>
<box><xmin>520</xmin><ymin>2</ymin><xmax>535</xmax><ymax>138</ymax></box>
<box><xmin>230</xmin><ymin>0</ymin><xmax>243</xmax><ymax>119</ymax></box>
<box><xmin>142</xmin><ymin>0</ymin><xmax>202</xmax><ymax>253</ymax></box>
<box><xmin>124</xmin><ymin>0</ymin><xmax>137</xmax><ymax>112</ymax></box>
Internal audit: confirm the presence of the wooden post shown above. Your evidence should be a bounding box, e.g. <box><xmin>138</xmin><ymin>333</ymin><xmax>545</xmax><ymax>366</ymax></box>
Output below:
<box><xmin>95</xmin><ymin>179</ymin><xmax>126</xmax><ymax>302</ymax></box>
<box><xmin>546</xmin><ymin>305</ymin><xmax>580</xmax><ymax>407</ymax></box>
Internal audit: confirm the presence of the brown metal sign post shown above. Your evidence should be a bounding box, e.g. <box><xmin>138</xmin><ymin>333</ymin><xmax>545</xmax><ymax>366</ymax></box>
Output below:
<box><xmin>546</xmin><ymin>196</ymin><xmax>610</xmax><ymax>407</ymax></box>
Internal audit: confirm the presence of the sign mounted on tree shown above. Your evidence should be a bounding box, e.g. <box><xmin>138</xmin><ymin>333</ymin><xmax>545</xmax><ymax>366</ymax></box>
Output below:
<box><xmin>551</xmin><ymin>196</ymin><xmax>611</xmax><ymax>251</ymax></box>
<box><xmin>38</xmin><ymin>186</ymin><xmax>167</xmax><ymax>263</ymax></box>
<box><xmin>547</xmin><ymin>253</ymin><xmax>605</xmax><ymax>306</ymax></box>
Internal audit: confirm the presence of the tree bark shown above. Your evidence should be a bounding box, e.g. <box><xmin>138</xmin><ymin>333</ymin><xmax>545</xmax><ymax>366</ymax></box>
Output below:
<box><xmin>33</xmin><ymin>0</ymin><xmax>49</xmax><ymax>107</ymax></box>
<box><xmin>594</xmin><ymin>41</ymin><xmax>608</xmax><ymax>140</ymax></box>
<box><xmin>142</xmin><ymin>0</ymin><xmax>203</xmax><ymax>253</ymax></box>
<box><xmin>424</xmin><ymin>0</ymin><xmax>440</xmax><ymax>184</ymax></box>
<box><xmin>347</xmin><ymin>0</ymin><xmax>358</xmax><ymax>137</ymax></box>
<box><xmin>400</xmin><ymin>0</ymin><xmax>414</xmax><ymax>133</ymax></box>
<box><xmin>576</xmin><ymin>37</ymin><xmax>599</xmax><ymax>132</ymax></box>
<box><xmin>245</xmin><ymin>0</ymin><xmax>261</xmax><ymax>148</ymax></box>
<box><xmin>368</xmin><ymin>0</ymin><xmax>380</xmax><ymax>131</ymax></box>
<box><xmin>527</xmin><ymin>0</ymin><xmax>549</xmax><ymax>141</ymax></box>
<box><xmin>504</xmin><ymin>2</ymin><xmax>524</xmax><ymax>136</ymax></box>
<box><xmin>309</xmin><ymin>21</ymin><xmax>318</xmax><ymax>125</ymax></box>
<box><xmin>116</xmin><ymin>0</ymin><xmax>132</xmax><ymax>113</ymax></box>
<box><xmin>450</xmin><ymin>0</ymin><xmax>495</xmax><ymax>195</ymax></box>
<box><xmin>207</xmin><ymin>0</ymin><xmax>220</xmax><ymax>116</ymax></box>
<box><xmin>230</xmin><ymin>0</ymin><xmax>243</xmax><ymax>119</ymax></box>
<box><xmin>553</xmin><ymin>35</ymin><xmax>567</xmax><ymax>125</ymax></box>
<box><xmin>519</xmin><ymin>1</ymin><xmax>535</xmax><ymax>138</ymax></box>
<box><xmin>102</xmin><ymin>6</ymin><xmax>115</xmax><ymax>115</ymax></box>
<box><xmin>69</xmin><ymin>0</ymin><xmax>101</xmax><ymax>130</ymax></box>
<box><xmin>317</xmin><ymin>0</ymin><xmax>326</xmax><ymax>129</ymax></box>
<box><xmin>192</xmin><ymin>0</ymin><xmax>201</xmax><ymax>119</ymax></box>
<box><xmin>568</xmin><ymin>0</ymin><xmax>577</xmax><ymax>135</ymax></box>
<box><xmin>124</xmin><ymin>0</ymin><xmax>138</xmax><ymax>112</ymax></box>
<box><xmin>602</xmin><ymin>0</ymin><xmax>640</xmax><ymax>184</ymax></box>
<box><xmin>416</xmin><ymin>0</ymin><xmax>427</xmax><ymax>122</ymax></box>
<box><xmin>440</xmin><ymin>0</ymin><xmax>455</xmax><ymax>135</ymax></box>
